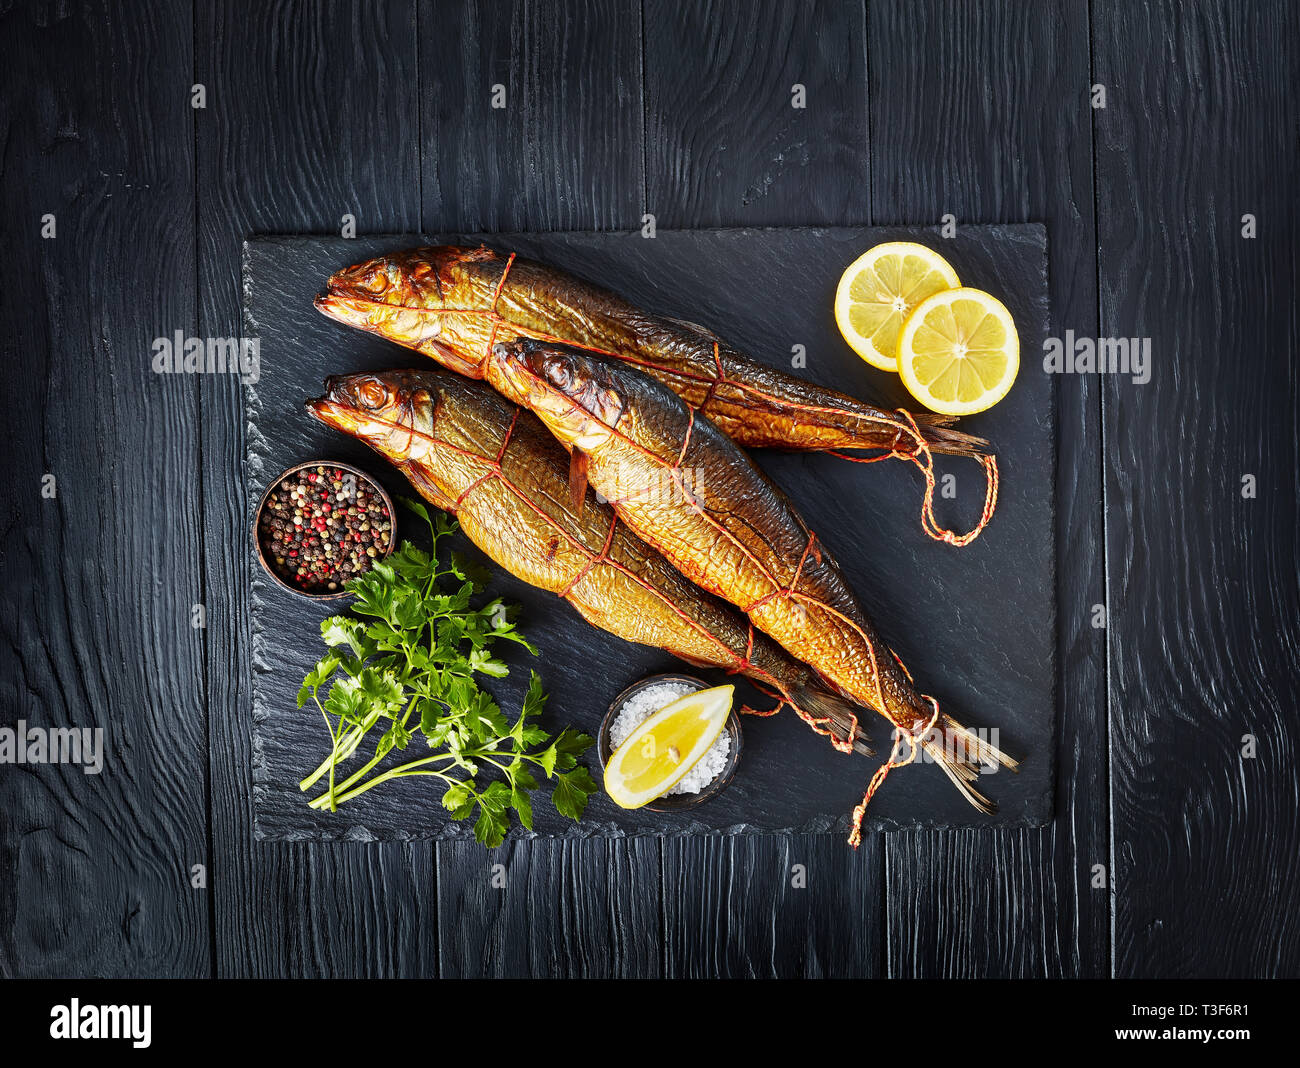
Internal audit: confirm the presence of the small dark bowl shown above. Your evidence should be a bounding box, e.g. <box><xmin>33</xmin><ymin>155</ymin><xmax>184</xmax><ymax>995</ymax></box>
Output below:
<box><xmin>598</xmin><ymin>673</ymin><xmax>743</xmax><ymax>811</ymax></box>
<box><xmin>254</xmin><ymin>460</ymin><xmax>396</xmax><ymax>601</ymax></box>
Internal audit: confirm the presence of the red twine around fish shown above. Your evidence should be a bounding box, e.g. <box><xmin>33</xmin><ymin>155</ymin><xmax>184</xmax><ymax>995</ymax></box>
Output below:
<box><xmin>447</xmin><ymin>252</ymin><xmax>999</xmax><ymax>548</ymax></box>
<box><xmin>829</xmin><ymin>409</ymin><xmax>999</xmax><ymax>548</ymax></box>
<box><xmin>847</xmin><ymin>695</ymin><xmax>942</xmax><ymax>847</ymax></box>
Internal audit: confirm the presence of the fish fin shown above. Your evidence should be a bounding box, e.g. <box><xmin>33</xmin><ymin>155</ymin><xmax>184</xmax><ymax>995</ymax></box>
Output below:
<box><xmin>788</xmin><ymin>682</ymin><xmax>874</xmax><ymax>756</ymax></box>
<box><xmin>907</xmin><ymin>410</ymin><xmax>960</xmax><ymax>428</ymax></box>
<box><xmin>664</xmin><ymin>316</ymin><xmax>722</xmax><ymax>341</ymax></box>
<box><xmin>919</xmin><ymin>713</ymin><xmax>1018</xmax><ymax>813</ymax></box>
<box><xmin>907</xmin><ymin>416</ymin><xmax>992</xmax><ymax>458</ymax></box>
<box><xmin>568</xmin><ymin>449</ymin><xmax>589</xmax><ymax>512</ymax></box>
<box><xmin>400</xmin><ymin>463</ymin><xmax>458</xmax><ymax>515</ymax></box>
<box><xmin>420</xmin><ymin>338</ymin><xmax>488</xmax><ymax>379</ymax></box>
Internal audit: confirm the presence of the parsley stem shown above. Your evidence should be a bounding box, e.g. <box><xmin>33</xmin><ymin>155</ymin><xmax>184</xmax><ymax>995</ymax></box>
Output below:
<box><xmin>304</xmin><ymin>698</ymin><xmax>422</xmax><ymax>803</ymax></box>
<box><xmin>299</xmin><ymin>712</ymin><xmax>381</xmax><ymax>791</ymax></box>
<box><xmin>297</xmin><ymin>513</ymin><xmax>596</xmax><ymax>838</ymax></box>
<box><xmin>307</xmin><ymin>692</ymin><xmax>345</xmax><ymax>811</ymax></box>
<box><xmin>307</xmin><ymin>753</ymin><xmax>460</xmax><ymax>808</ymax></box>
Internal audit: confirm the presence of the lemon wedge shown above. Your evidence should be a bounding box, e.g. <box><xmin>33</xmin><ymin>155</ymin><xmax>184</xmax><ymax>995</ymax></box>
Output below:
<box><xmin>896</xmin><ymin>287</ymin><xmax>1020</xmax><ymax>416</ymax></box>
<box><xmin>603</xmin><ymin>685</ymin><xmax>734</xmax><ymax>809</ymax></box>
<box><xmin>834</xmin><ymin>242</ymin><xmax>961</xmax><ymax>371</ymax></box>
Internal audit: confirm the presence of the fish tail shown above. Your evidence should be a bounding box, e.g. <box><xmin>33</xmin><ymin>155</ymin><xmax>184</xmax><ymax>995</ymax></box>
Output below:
<box><xmin>848</xmin><ymin>706</ymin><xmax>1018</xmax><ymax>845</ymax></box>
<box><xmin>920</xmin><ymin>713</ymin><xmax>1019</xmax><ymax>814</ymax></box>
<box><xmin>787</xmin><ymin>682</ymin><xmax>875</xmax><ymax>756</ymax></box>
<box><xmin>904</xmin><ymin>412</ymin><xmax>992</xmax><ymax>458</ymax></box>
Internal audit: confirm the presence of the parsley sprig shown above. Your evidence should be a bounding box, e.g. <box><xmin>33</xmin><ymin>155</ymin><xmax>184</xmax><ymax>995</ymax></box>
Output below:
<box><xmin>297</xmin><ymin>498</ymin><xmax>597</xmax><ymax>846</ymax></box>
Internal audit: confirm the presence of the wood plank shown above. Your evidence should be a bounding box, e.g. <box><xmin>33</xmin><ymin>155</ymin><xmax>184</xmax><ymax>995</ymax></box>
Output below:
<box><xmin>438</xmin><ymin>838</ymin><xmax>662</xmax><ymax>978</ymax></box>
<box><xmin>195</xmin><ymin>0</ymin><xmax>427</xmax><ymax>977</ymax></box>
<box><xmin>643</xmin><ymin>0</ymin><xmax>869</xmax><ymax>227</ymax></box>
<box><xmin>0</xmin><ymin>0</ymin><xmax>209</xmax><ymax>977</ymax></box>
<box><xmin>421</xmin><ymin>0</ymin><xmax>644</xmax><ymax>232</ymax></box>
<box><xmin>661</xmin><ymin>835</ymin><xmax>882</xmax><ymax>977</ymax></box>
<box><xmin>869</xmin><ymin>0</ymin><xmax>1108</xmax><ymax>977</ymax></box>
<box><xmin>642</xmin><ymin>1</ymin><xmax>882</xmax><ymax>977</ymax></box>
<box><xmin>240</xmin><ymin>844</ymin><xmax>438</xmax><ymax>978</ymax></box>
<box><xmin>1093</xmin><ymin>0</ymin><xmax>1300</xmax><ymax>977</ymax></box>
<box><xmin>418</xmin><ymin>0</ymin><xmax>659</xmax><ymax>976</ymax></box>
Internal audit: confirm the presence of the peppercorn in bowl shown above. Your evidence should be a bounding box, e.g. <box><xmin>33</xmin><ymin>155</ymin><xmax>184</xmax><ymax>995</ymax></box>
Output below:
<box><xmin>254</xmin><ymin>461</ymin><xmax>395</xmax><ymax>599</ymax></box>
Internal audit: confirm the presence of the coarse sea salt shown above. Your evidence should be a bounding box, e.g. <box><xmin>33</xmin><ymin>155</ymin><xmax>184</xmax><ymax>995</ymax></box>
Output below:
<box><xmin>609</xmin><ymin>680</ymin><xmax>731</xmax><ymax>796</ymax></box>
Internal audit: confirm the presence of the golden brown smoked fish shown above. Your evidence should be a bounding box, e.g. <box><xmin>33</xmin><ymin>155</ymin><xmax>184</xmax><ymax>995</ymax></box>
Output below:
<box><xmin>314</xmin><ymin>246</ymin><xmax>990</xmax><ymax>459</ymax></box>
<box><xmin>485</xmin><ymin>339</ymin><xmax>1016</xmax><ymax>836</ymax></box>
<box><xmin>307</xmin><ymin>369</ymin><xmax>871</xmax><ymax>753</ymax></box>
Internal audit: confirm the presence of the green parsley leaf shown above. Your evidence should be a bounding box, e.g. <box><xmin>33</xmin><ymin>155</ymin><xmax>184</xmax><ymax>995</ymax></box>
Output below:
<box><xmin>296</xmin><ymin>516</ymin><xmax>597</xmax><ymax>849</ymax></box>
<box><xmin>441</xmin><ymin>781</ymin><xmax>475</xmax><ymax>819</ymax></box>
<box><xmin>536</xmin><ymin>743</ymin><xmax>559</xmax><ymax>779</ymax></box>
<box><xmin>474</xmin><ymin>805</ymin><xmax>508</xmax><ymax>848</ymax></box>
<box><xmin>552</xmin><ymin>767</ymin><xmax>598</xmax><ymax>822</ymax></box>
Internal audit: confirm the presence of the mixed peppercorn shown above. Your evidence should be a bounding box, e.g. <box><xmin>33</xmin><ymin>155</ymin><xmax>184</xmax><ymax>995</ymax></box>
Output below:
<box><xmin>258</xmin><ymin>464</ymin><xmax>393</xmax><ymax>594</ymax></box>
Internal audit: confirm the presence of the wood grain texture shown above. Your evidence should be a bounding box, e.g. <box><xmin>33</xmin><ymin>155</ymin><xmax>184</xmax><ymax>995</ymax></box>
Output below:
<box><xmin>662</xmin><ymin>834</ymin><xmax>884</xmax><ymax>977</ymax></box>
<box><xmin>195</xmin><ymin>0</ymin><xmax>428</xmax><ymax>977</ymax></box>
<box><xmin>420</xmin><ymin>0</ymin><xmax>644</xmax><ymax>232</ymax></box>
<box><xmin>869</xmin><ymin>0</ymin><xmax>1108</xmax><ymax>977</ymax></box>
<box><xmin>417</xmin><ymin>0</ymin><xmax>665</xmax><ymax>976</ymax></box>
<box><xmin>0</xmin><ymin>0</ymin><xmax>209</xmax><ymax>977</ymax></box>
<box><xmin>641</xmin><ymin>2</ymin><xmax>883</xmax><ymax>978</ymax></box>
<box><xmin>4</xmin><ymin>0</ymin><xmax>1297</xmax><ymax>980</ymax></box>
<box><xmin>438</xmin><ymin>838</ymin><xmax>662</xmax><ymax>978</ymax></box>
<box><xmin>643</xmin><ymin>0</ymin><xmax>868</xmax><ymax>227</ymax></box>
<box><xmin>1093</xmin><ymin>0</ymin><xmax>1300</xmax><ymax>977</ymax></box>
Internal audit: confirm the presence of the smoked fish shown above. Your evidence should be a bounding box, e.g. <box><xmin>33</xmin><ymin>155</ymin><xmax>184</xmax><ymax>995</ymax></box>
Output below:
<box><xmin>315</xmin><ymin>245</ymin><xmax>997</xmax><ymax>543</ymax></box>
<box><xmin>308</xmin><ymin>368</ymin><xmax>872</xmax><ymax>753</ymax></box>
<box><xmin>485</xmin><ymin>339</ymin><xmax>1016</xmax><ymax>837</ymax></box>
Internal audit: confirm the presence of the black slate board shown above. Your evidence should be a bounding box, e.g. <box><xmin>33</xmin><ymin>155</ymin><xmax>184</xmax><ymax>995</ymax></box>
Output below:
<box><xmin>244</xmin><ymin>226</ymin><xmax>1054</xmax><ymax>840</ymax></box>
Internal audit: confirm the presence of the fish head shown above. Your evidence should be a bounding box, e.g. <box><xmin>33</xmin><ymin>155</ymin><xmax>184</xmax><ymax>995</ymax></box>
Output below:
<box><xmin>486</xmin><ymin>339</ymin><xmax>624</xmax><ymax>452</ymax></box>
<box><xmin>315</xmin><ymin>246</ymin><xmax>500</xmax><ymax>378</ymax></box>
<box><xmin>306</xmin><ymin>371</ymin><xmax>437</xmax><ymax>464</ymax></box>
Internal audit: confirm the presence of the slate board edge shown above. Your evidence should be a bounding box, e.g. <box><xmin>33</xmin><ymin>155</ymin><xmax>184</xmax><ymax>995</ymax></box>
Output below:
<box><xmin>241</xmin><ymin>223</ymin><xmax>1050</xmax><ymax>254</ymax></box>
<box><xmin>242</xmin><ymin>239</ymin><xmax>277</xmax><ymax>806</ymax></box>
<box><xmin>251</xmin><ymin>812</ymin><xmax>1052</xmax><ymax>843</ymax></box>
<box><xmin>241</xmin><ymin>226</ymin><xmax>1057</xmax><ymax>841</ymax></box>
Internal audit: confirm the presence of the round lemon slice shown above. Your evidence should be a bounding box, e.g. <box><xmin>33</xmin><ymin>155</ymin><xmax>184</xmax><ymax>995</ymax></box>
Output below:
<box><xmin>896</xmin><ymin>287</ymin><xmax>1020</xmax><ymax>416</ymax></box>
<box><xmin>603</xmin><ymin>685</ymin><xmax>734</xmax><ymax>809</ymax></box>
<box><xmin>834</xmin><ymin>242</ymin><xmax>961</xmax><ymax>371</ymax></box>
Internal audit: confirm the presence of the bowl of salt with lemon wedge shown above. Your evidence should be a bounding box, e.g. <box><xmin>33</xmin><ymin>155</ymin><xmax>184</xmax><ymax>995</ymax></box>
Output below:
<box><xmin>598</xmin><ymin>675</ymin><xmax>742</xmax><ymax>811</ymax></box>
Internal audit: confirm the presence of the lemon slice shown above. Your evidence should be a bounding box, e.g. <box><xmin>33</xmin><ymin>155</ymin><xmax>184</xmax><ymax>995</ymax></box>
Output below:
<box><xmin>834</xmin><ymin>242</ymin><xmax>961</xmax><ymax>371</ymax></box>
<box><xmin>603</xmin><ymin>685</ymin><xmax>734</xmax><ymax>809</ymax></box>
<box><xmin>896</xmin><ymin>287</ymin><xmax>1020</xmax><ymax>416</ymax></box>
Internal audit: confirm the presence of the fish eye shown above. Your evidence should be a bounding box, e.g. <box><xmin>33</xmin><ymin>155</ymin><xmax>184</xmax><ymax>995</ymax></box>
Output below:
<box><xmin>545</xmin><ymin>358</ymin><xmax>576</xmax><ymax>390</ymax></box>
<box><xmin>356</xmin><ymin>379</ymin><xmax>387</xmax><ymax>409</ymax></box>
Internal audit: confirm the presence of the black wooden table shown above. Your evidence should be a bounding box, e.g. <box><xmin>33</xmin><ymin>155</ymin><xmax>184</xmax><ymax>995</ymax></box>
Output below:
<box><xmin>2</xmin><ymin>0</ymin><xmax>1295</xmax><ymax>979</ymax></box>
